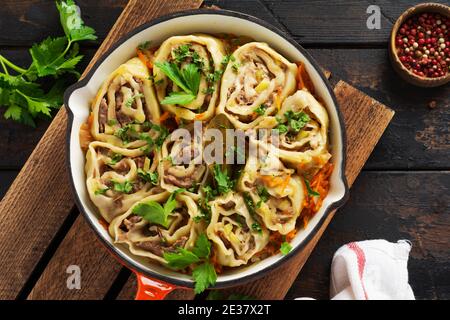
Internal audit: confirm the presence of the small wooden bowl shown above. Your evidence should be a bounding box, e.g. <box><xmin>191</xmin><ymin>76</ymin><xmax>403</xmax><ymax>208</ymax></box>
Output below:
<box><xmin>389</xmin><ymin>2</ymin><xmax>450</xmax><ymax>87</ymax></box>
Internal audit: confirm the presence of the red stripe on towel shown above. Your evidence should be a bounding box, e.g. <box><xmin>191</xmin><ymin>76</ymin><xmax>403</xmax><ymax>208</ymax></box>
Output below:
<box><xmin>347</xmin><ymin>242</ymin><xmax>369</xmax><ymax>300</ymax></box>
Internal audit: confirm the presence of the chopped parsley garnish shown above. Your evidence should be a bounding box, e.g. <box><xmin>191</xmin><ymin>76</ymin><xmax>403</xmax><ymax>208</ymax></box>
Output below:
<box><xmin>254</xmin><ymin>104</ymin><xmax>268</xmax><ymax>116</ymax></box>
<box><xmin>112</xmin><ymin>180</ymin><xmax>133</xmax><ymax>194</ymax></box>
<box><xmin>221</xmin><ymin>54</ymin><xmax>235</xmax><ymax>67</ymax></box>
<box><xmin>94</xmin><ymin>187</ymin><xmax>109</xmax><ymax>195</ymax></box>
<box><xmin>280</xmin><ymin>242</ymin><xmax>292</xmax><ymax>255</ymax></box>
<box><xmin>206</xmin><ymin>70</ymin><xmax>223</xmax><ymax>83</ymax></box>
<box><xmin>256</xmin><ymin>185</ymin><xmax>270</xmax><ymax>207</ymax></box>
<box><xmin>108</xmin><ymin>153</ymin><xmax>123</xmax><ymax>165</ymax></box>
<box><xmin>137</xmin><ymin>169</ymin><xmax>158</xmax><ymax>185</ymax></box>
<box><xmin>284</xmin><ymin>110</ymin><xmax>310</xmax><ymax>133</ymax></box>
<box><xmin>107</xmin><ymin>119</ymin><xmax>118</xmax><ymax>126</ymax></box>
<box><xmin>173</xmin><ymin>44</ymin><xmax>204</xmax><ymax>68</ymax></box>
<box><xmin>213</xmin><ymin>164</ymin><xmax>234</xmax><ymax>195</ymax></box>
<box><xmin>251</xmin><ymin>222</ymin><xmax>262</xmax><ymax>234</ymax></box>
<box><xmin>125</xmin><ymin>93</ymin><xmax>144</xmax><ymax>108</ymax></box>
<box><xmin>274</xmin><ymin>124</ymin><xmax>288</xmax><ymax>134</ymax></box>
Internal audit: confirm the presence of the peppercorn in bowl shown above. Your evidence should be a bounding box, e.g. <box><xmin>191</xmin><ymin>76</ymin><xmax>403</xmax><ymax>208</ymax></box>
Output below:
<box><xmin>390</xmin><ymin>2</ymin><xmax>450</xmax><ymax>87</ymax></box>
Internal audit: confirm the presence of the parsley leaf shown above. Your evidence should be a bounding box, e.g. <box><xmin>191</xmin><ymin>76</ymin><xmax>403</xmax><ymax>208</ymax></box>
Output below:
<box><xmin>160</xmin><ymin>91</ymin><xmax>196</xmax><ymax>105</ymax></box>
<box><xmin>213</xmin><ymin>164</ymin><xmax>233</xmax><ymax>195</ymax></box>
<box><xmin>132</xmin><ymin>189</ymin><xmax>185</xmax><ymax>228</ymax></box>
<box><xmin>256</xmin><ymin>185</ymin><xmax>270</xmax><ymax>208</ymax></box>
<box><xmin>192</xmin><ymin>233</ymin><xmax>211</xmax><ymax>259</ymax></box>
<box><xmin>112</xmin><ymin>180</ymin><xmax>133</xmax><ymax>194</ymax></box>
<box><xmin>251</xmin><ymin>222</ymin><xmax>262</xmax><ymax>234</ymax></box>
<box><xmin>154</xmin><ymin>62</ymin><xmax>191</xmax><ymax>93</ymax></box>
<box><xmin>280</xmin><ymin>242</ymin><xmax>292</xmax><ymax>255</ymax></box>
<box><xmin>56</xmin><ymin>0</ymin><xmax>97</xmax><ymax>42</ymax></box>
<box><xmin>138</xmin><ymin>41</ymin><xmax>152</xmax><ymax>51</ymax></box>
<box><xmin>164</xmin><ymin>248</ymin><xmax>200</xmax><ymax>270</ymax></box>
<box><xmin>193</xmin><ymin>262</ymin><xmax>217</xmax><ymax>294</ymax></box>
<box><xmin>181</xmin><ymin>64</ymin><xmax>201</xmax><ymax>95</ymax></box>
<box><xmin>137</xmin><ymin>169</ymin><xmax>158</xmax><ymax>185</ymax></box>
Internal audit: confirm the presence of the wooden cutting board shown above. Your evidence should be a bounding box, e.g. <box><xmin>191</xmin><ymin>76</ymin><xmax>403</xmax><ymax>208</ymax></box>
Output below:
<box><xmin>0</xmin><ymin>0</ymin><xmax>394</xmax><ymax>300</ymax></box>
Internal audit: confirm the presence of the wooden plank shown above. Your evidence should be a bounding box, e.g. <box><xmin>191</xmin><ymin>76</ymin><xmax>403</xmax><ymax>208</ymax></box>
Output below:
<box><xmin>2</xmin><ymin>48</ymin><xmax>448</xmax><ymax>170</ymax></box>
<box><xmin>2</xmin><ymin>0</ymin><xmax>449</xmax><ymax>46</ymax></box>
<box><xmin>284</xmin><ymin>171</ymin><xmax>450</xmax><ymax>300</ymax></box>
<box><xmin>213</xmin><ymin>81</ymin><xmax>394</xmax><ymax>299</ymax></box>
<box><xmin>265</xmin><ymin>0</ymin><xmax>450</xmax><ymax>44</ymax></box>
<box><xmin>0</xmin><ymin>0</ymin><xmax>203</xmax><ymax>300</ymax></box>
<box><xmin>0</xmin><ymin>0</ymin><xmax>127</xmax><ymax>46</ymax></box>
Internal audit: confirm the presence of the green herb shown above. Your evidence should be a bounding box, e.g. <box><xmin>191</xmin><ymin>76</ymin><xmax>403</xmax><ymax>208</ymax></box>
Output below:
<box><xmin>108</xmin><ymin>153</ymin><xmax>123</xmax><ymax>165</ymax></box>
<box><xmin>163</xmin><ymin>248</ymin><xmax>200</xmax><ymax>270</ymax></box>
<box><xmin>256</xmin><ymin>185</ymin><xmax>270</xmax><ymax>208</ymax></box>
<box><xmin>254</xmin><ymin>104</ymin><xmax>267</xmax><ymax>116</ymax></box>
<box><xmin>221</xmin><ymin>54</ymin><xmax>235</xmax><ymax>67</ymax></box>
<box><xmin>192</xmin><ymin>233</ymin><xmax>211</xmax><ymax>259</ymax></box>
<box><xmin>94</xmin><ymin>187</ymin><xmax>109</xmax><ymax>195</ymax></box>
<box><xmin>284</xmin><ymin>110</ymin><xmax>310</xmax><ymax>133</ymax></box>
<box><xmin>155</xmin><ymin>62</ymin><xmax>201</xmax><ymax>105</ymax></box>
<box><xmin>280</xmin><ymin>242</ymin><xmax>292</xmax><ymax>255</ymax></box>
<box><xmin>161</xmin><ymin>91</ymin><xmax>196</xmax><ymax>105</ymax></box>
<box><xmin>137</xmin><ymin>169</ymin><xmax>158</xmax><ymax>185</ymax></box>
<box><xmin>206</xmin><ymin>70</ymin><xmax>223</xmax><ymax>83</ymax></box>
<box><xmin>213</xmin><ymin>164</ymin><xmax>233</xmax><ymax>195</ymax></box>
<box><xmin>193</xmin><ymin>262</ymin><xmax>217</xmax><ymax>294</ymax></box>
<box><xmin>231</xmin><ymin>62</ymin><xmax>241</xmax><ymax>72</ymax></box>
<box><xmin>274</xmin><ymin>124</ymin><xmax>288</xmax><ymax>134</ymax></box>
<box><xmin>0</xmin><ymin>0</ymin><xmax>97</xmax><ymax>126</ymax></box>
<box><xmin>173</xmin><ymin>44</ymin><xmax>204</xmax><ymax>68</ymax></box>
<box><xmin>251</xmin><ymin>222</ymin><xmax>262</xmax><ymax>234</ymax></box>
<box><xmin>304</xmin><ymin>178</ymin><xmax>320</xmax><ymax>197</ymax></box>
<box><xmin>132</xmin><ymin>188</ymin><xmax>185</xmax><ymax>228</ymax></box>
<box><xmin>114</xmin><ymin>123</ymin><xmax>138</xmax><ymax>144</ymax></box>
<box><xmin>112</xmin><ymin>180</ymin><xmax>133</xmax><ymax>194</ymax></box>
<box><xmin>137</xmin><ymin>41</ymin><xmax>152</xmax><ymax>51</ymax></box>
<box><xmin>124</xmin><ymin>93</ymin><xmax>144</xmax><ymax>108</ymax></box>
<box><xmin>243</xmin><ymin>192</ymin><xmax>256</xmax><ymax>215</ymax></box>
<box><xmin>107</xmin><ymin>119</ymin><xmax>118</xmax><ymax>126</ymax></box>
<box><xmin>202</xmin><ymin>86</ymin><xmax>215</xmax><ymax>94</ymax></box>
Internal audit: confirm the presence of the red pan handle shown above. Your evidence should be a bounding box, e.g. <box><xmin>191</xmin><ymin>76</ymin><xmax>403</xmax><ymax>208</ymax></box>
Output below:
<box><xmin>135</xmin><ymin>272</ymin><xmax>177</xmax><ymax>300</ymax></box>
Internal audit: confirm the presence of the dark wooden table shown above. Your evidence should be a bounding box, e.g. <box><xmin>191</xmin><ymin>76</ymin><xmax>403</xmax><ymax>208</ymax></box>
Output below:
<box><xmin>0</xmin><ymin>0</ymin><xmax>448</xmax><ymax>300</ymax></box>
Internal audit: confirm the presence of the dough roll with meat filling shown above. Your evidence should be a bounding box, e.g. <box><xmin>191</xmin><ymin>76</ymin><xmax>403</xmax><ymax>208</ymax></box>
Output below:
<box><xmin>238</xmin><ymin>138</ymin><xmax>305</xmax><ymax>235</ymax></box>
<box><xmin>207</xmin><ymin>192</ymin><xmax>269</xmax><ymax>267</ymax></box>
<box><xmin>85</xmin><ymin>141</ymin><xmax>160</xmax><ymax>222</ymax></box>
<box><xmin>90</xmin><ymin>58</ymin><xmax>160</xmax><ymax>148</ymax></box>
<box><xmin>264</xmin><ymin>90</ymin><xmax>332</xmax><ymax>176</ymax></box>
<box><xmin>217</xmin><ymin>42</ymin><xmax>297</xmax><ymax>130</ymax></box>
<box><xmin>109</xmin><ymin>192</ymin><xmax>204</xmax><ymax>264</ymax></box>
<box><xmin>153</xmin><ymin>35</ymin><xmax>226</xmax><ymax>121</ymax></box>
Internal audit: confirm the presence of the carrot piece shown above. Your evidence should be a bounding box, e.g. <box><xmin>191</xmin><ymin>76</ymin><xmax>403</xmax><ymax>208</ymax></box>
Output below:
<box><xmin>137</xmin><ymin>49</ymin><xmax>153</xmax><ymax>70</ymax></box>
<box><xmin>296</xmin><ymin>62</ymin><xmax>315</xmax><ymax>94</ymax></box>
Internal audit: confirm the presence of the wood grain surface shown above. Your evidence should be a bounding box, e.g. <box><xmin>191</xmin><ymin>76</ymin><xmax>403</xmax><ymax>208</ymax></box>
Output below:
<box><xmin>0</xmin><ymin>0</ymin><xmax>203</xmax><ymax>300</ymax></box>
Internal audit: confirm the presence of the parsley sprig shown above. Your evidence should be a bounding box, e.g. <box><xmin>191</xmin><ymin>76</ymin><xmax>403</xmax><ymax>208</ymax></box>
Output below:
<box><xmin>0</xmin><ymin>0</ymin><xmax>97</xmax><ymax>126</ymax></box>
<box><xmin>163</xmin><ymin>234</ymin><xmax>217</xmax><ymax>294</ymax></box>
<box><xmin>155</xmin><ymin>62</ymin><xmax>201</xmax><ymax>106</ymax></box>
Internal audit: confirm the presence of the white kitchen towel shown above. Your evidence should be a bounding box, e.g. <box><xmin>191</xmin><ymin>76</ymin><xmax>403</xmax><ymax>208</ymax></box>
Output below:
<box><xmin>330</xmin><ymin>239</ymin><xmax>415</xmax><ymax>300</ymax></box>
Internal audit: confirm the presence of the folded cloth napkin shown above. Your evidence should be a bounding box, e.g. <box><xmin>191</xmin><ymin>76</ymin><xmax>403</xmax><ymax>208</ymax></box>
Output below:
<box><xmin>330</xmin><ymin>240</ymin><xmax>415</xmax><ymax>300</ymax></box>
